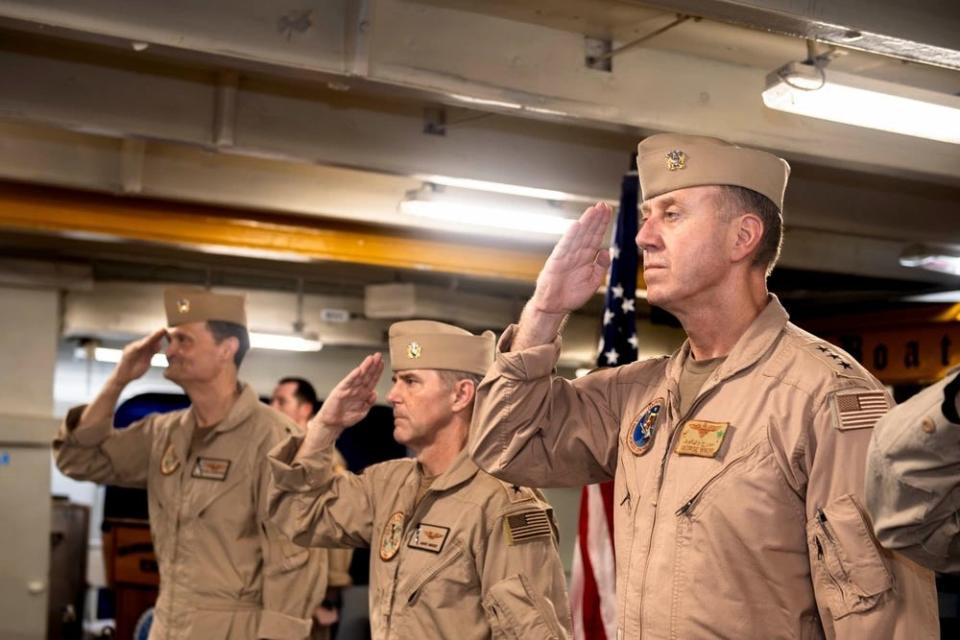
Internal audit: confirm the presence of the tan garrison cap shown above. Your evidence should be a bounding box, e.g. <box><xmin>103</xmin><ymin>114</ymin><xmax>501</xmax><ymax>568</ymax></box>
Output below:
<box><xmin>389</xmin><ymin>320</ymin><xmax>494</xmax><ymax>376</ymax></box>
<box><xmin>637</xmin><ymin>134</ymin><xmax>790</xmax><ymax>210</ymax></box>
<box><xmin>163</xmin><ymin>287</ymin><xmax>247</xmax><ymax>328</ymax></box>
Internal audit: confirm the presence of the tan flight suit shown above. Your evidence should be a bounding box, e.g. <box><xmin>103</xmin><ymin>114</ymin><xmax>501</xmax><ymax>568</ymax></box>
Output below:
<box><xmin>267</xmin><ymin>435</ymin><xmax>573</xmax><ymax>640</ymax></box>
<box><xmin>471</xmin><ymin>297</ymin><xmax>939</xmax><ymax>639</ymax></box>
<box><xmin>53</xmin><ymin>384</ymin><xmax>327</xmax><ymax>640</ymax></box>
<box><xmin>866</xmin><ymin>369</ymin><xmax>960</xmax><ymax>572</ymax></box>
<box><xmin>313</xmin><ymin>448</ymin><xmax>354</xmax><ymax>640</ymax></box>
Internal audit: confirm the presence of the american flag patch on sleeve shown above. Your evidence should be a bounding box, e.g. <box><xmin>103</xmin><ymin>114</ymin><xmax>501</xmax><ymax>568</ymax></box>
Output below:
<box><xmin>833</xmin><ymin>390</ymin><xmax>890</xmax><ymax>431</ymax></box>
<box><xmin>504</xmin><ymin>510</ymin><xmax>554</xmax><ymax>545</ymax></box>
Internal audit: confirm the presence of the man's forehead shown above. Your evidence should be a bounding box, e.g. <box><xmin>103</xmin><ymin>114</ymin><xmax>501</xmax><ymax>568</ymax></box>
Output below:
<box><xmin>640</xmin><ymin>185</ymin><xmax>721</xmax><ymax>212</ymax></box>
<box><xmin>167</xmin><ymin>321</ymin><xmax>210</xmax><ymax>338</ymax></box>
<box><xmin>273</xmin><ymin>381</ymin><xmax>295</xmax><ymax>395</ymax></box>
<box><xmin>392</xmin><ymin>368</ymin><xmax>438</xmax><ymax>378</ymax></box>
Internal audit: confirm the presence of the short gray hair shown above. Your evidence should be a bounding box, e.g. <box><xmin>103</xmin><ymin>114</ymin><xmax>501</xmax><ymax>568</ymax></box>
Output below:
<box><xmin>717</xmin><ymin>185</ymin><xmax>783</xmax><ymax>277</ymax></box>
<box><xmin>435</xmin><ymin>369</ymin><xmax>484</xmax><ymax>390</ymax></box>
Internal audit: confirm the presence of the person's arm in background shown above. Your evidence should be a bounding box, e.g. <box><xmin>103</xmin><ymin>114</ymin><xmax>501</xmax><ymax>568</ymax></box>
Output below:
<box><xmin>480</xmin><ymin>500</ymin><xmax>572</xmax><ymax>639</ymax></box>
<box><xmin>267</xmin><ymin>354</ymin><xmax>385</xmax><ymax>550</ymax></box>
<box><xmin>866</xmin><ymin>371</ymin><xmax>960</xmax><ymax>573</ymax></box>
<box><xmin>471</xmin><ymin>203</ymin><xmax>623</xmax><ymax>487</ymax></box>
<box><xmin>53</xmin><ymin>328</ymin><xmax>167</xmax><ymax>487</ymax></box>
<box><xmin>257</xmin><ymin>436</ymin><xmax>327</xmax><ymax>640</ymax></box>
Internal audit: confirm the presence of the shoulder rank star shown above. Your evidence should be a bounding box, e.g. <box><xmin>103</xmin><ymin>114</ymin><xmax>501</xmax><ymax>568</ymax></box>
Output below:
<box><xmin>666</xmin><ymin>149</ymin><xmax>687</xmax><ymax>171</ymax></box>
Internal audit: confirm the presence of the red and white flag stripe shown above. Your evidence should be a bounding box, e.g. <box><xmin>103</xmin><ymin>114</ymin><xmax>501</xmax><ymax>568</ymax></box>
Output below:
<box><xmin>569</xmin><ymin>482</ymin><xmax>617</xmax><ymax>640</ymax></box>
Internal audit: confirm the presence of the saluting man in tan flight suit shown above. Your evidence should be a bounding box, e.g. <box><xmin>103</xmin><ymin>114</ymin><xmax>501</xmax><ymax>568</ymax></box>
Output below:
<box><xmin>267</xmin><ymin>320</ymin><xmax>572</xmax><ymax>640</ymax></box>
<box><xmin>866</xmin><ymin>369</ymin><xmax>960</xmax><ymax>572</ymax></box>
<box><xmin>469</xmin><ymin>134</ymin><xmax>939</xmax><ymax>639</ymax></box>
<box><xmin>54</xmin><ymin>288</ymin><xmax>327</xmax><ymax>640</ymax></box>
<box><xmin>270</xmin><ymin>377</ymin><xmax>354</xmax><ymax>639</ymax></box>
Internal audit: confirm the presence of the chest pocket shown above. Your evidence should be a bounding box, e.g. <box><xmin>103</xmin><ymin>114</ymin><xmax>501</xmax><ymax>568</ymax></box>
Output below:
<box><xmin>187</xmin><ymin>462</ymin><xmax>253</xmax><ymax>532</ymax></box>
<box><xmin>402</xmin><ymin>540</ymin><xmax>476</xmax><ymax>609</ymax></box>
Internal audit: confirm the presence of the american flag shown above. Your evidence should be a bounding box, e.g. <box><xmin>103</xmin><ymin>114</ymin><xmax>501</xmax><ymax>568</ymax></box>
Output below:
<box><xmin>569</xmin><ymin>168</ymin><xmax>639</xmax><ymax>640</ymax></box>
<box><xmin>506</xmin><ymin>510</ymin><xmax>553</xmax><ymax>543</ymax></box>
<box><xmin>836</xmin><ymin>390</ymin><xmax>889</xmax><ymax>430</ymax></box>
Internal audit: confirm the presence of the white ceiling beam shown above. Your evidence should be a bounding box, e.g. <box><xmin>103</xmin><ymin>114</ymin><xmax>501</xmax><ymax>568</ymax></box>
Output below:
<box><xmin>0</xmin><ymin>0</ymin><xmax>957</xmax><ymax>183</ymax></box>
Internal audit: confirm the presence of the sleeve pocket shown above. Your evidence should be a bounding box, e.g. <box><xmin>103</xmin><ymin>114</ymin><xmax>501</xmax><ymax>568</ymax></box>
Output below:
<box><xmin>482</xmin><ymin>573</ymin><xmax>565</xmax><ymax>640</ymax></box>
<box><xmin>807</xmin><ymin>493</ymin><xmax>894</xmax><ymax>620</ymax></box>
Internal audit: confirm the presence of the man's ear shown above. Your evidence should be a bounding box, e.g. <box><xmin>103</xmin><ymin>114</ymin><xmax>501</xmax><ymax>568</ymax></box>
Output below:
<box><xmin>451</xmin><ymin>379</ymin><xmax>477</xmax><ymax>413</ymax></box>
<box><xmin>219</xmin><ymin>335</ymin><xmax>239</xmax><ymax>365</ymax></box>
<box><xmin>731</xmin><ymin>213</ymin><xmax>764</xmax><ymax>264</ymax></box>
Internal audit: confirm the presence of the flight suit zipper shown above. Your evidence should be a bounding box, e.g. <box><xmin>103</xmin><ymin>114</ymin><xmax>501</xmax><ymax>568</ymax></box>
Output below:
<box><xmin>813</xmin><ymin>509</ymin><xmax>848</xmax><ymax>599</ymax></box>
<box><xmin>674</xmin><ymin>441</ymin><xmax>763</xmax><ymax>516</ymax></box>
<box><xmin>636</xmin><ymin>375</ymin><xmax>722</xmax><ymax>637</ymax></box>
<box><xmin>384</xmin><ymin>469</ymin><xmax>422</xmax><ymax>638</ymax></box>
<box><xmin>405</xmin><ymin>543</ymin><xmax>465</xmax><ymax>605</ymax></box>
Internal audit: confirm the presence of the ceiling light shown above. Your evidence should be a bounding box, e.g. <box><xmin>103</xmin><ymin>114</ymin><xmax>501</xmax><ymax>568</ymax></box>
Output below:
<box><xmin>763</xmin><ymin>62</ymin><xmax>960</xmax><ymax>144</ymax></box>
<box><xmin>249</xmin><ymin>332</ymin><xmax>323</xmax><ymax>352</ymax></box>
<box><xmin>399</xmin><ymin>199</ymin><xmax>574</xmax><ymax>236</ymax></box>
<box><xmin>414</xmin><ymin>175</ymin><xmax>586</xmax><ymax>202</ymax></box>
<box><xmin>76</xmin><ymin>347</ymin><xmax>169</xmax><ymax>368</ymax></box>
<box><xmin>903</xmin><ymin>291</ymin><xmax>960</xmax><ymax>303</ymax></box>
<box><xmin>899</xmin><ymin>244</ymin><xmax>960</xmax><ymax>276</ymax></box>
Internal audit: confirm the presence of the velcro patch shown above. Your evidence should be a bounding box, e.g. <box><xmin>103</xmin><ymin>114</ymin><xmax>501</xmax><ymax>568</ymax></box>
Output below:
<box><xmin>504</xmin><ymin>510</ymin><xmax>553</xmax><ymax>545</ymax></box>
<box><xmin>675</xmin><ymin>420</ymin><xmax>729</xmax><ymax>458</ymax></box>
<box><xmin>191</xmin><ymin>457</ymin><xmax>231</xmax><ymax>481</ymax></box>
<box><xmin>407</xmin><ymin>523</ymin><xmax>450</xmax><ymax>554</ymax></box>
<box><xmin>834</xmin><ymin>390</ymin><xmax>890</xmax><ymax>430</ymax></box>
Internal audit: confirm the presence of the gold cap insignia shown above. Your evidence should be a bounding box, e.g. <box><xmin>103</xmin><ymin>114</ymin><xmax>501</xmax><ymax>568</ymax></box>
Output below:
<box><xmin>665</xmin><ymin>149</ymin><xmax>687</xmax><ymax>171</ymax></box>
<box><xmin>176</xmin><ymin>298</ymin><xmax>191</xmax><ymax>314</ymax></box>
<box><xmin>406</xmin><ymin>341</ymin><xmax>422</xmax><ymax>359</ymax></box>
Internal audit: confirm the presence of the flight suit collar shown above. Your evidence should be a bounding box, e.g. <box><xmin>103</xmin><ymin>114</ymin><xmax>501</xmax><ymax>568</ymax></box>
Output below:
<box><xmin>425</xmin><ymin>448</ymin><xmax>480</xmax><ymax>494</ymax></box>
<box><xmin>186</xmin><ymin>383</ymin><xmax>259</xmax><ymax>434</ymax></box>
<box><xmin>666</xmin><ymin>295</ymin><xmax>789</xmax><ymax>391</ymax></box>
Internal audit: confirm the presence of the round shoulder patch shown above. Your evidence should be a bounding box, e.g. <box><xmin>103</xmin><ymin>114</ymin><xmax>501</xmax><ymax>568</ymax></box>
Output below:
<box><xmin>627</xmin><ymin>398</ymin><xmax>664</xmax><ymax>456</ymax></box>
<box><xmin>160</xmin><ymin>443</ymin><xmax>180</xmax><ymax>475</ymax></box>
<box><xmin>380</xmin><ymin>511</ymin><xmax>405</xmax><ymax>561</ymax></box>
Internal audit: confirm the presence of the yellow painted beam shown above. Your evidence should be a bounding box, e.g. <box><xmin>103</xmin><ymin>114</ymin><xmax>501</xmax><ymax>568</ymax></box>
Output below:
<box><xmin>0</xmin><ymin>183</ymin><xmax>554</xmax><ymax>282</ymax></box>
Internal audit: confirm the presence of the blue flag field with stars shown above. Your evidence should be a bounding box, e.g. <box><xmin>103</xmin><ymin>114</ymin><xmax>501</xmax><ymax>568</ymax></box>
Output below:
<box><xmin>598</xmin><ymin>171</ymin><xmax>639</xmax><ymax>368</ymax></box>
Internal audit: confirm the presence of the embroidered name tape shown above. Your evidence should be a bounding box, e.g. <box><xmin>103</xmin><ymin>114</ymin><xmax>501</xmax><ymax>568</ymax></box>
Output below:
<box><xmin>191</xmin><ymin>457</ymin><xmax>231</xmax><ymax>481</ymax></box>
<box><xmin>675</xmin><ymin>420</ymin><xmax>729</xmax><ymax>458</ymax></box>
<box><xmin>408</xmin><ymin>523</ymin><xmax>450</xmax><ymax>554</ymax></box>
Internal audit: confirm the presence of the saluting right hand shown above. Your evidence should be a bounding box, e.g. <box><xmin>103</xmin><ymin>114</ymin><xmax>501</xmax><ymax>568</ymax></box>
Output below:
<box><xmin>311</xmin><ymin>353</ymin><xmax>384</xmax><ymax>433</ymax></box>
<box><xmin>530</xmin><ymin>202</ymin><xmax>613</xmax><ymax>315</ymax></box>
<box><xmin>113</xmin><ymin>328</ymin><xmax>167</xmax><ymax>385</ymax></box>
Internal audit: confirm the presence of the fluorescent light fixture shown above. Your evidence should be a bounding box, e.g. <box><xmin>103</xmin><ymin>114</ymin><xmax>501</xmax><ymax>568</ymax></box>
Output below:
<box><xmin>75</xmin><ymin>347</ymin><xmax>169</xmax><ymax>367</ymax></box>
<box><xmin>414</xmin><ymin>175</ymin><xmax>581</xmax><ymax>202</ymax></box>
<box><xmin>76</xmin><ymin>333</ymin><xmax>323</xmax><ymax>362</ymax></box>
<box><xmin>904</xmin><ymin>291</ymin><xmax>960</xmax><ymax>303</ymax></box>
<box><xmin>900</xmin><ymin>244</ymin><xmax>960</xmax><ymax>276</ymax></box>
<box><xmin>763</xmin><ymin>62</ymin><xmax>960</xmax><ymax>144</ymax></box>
<box><xmin>400</xmin><ymin>199</ymin><xmax>574</xmax><ymax>236</ymax></box>
<box><xmin>249</xmin><ymin>332</ymin><xmax>323</xmax><ymax>352</ymax></box>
